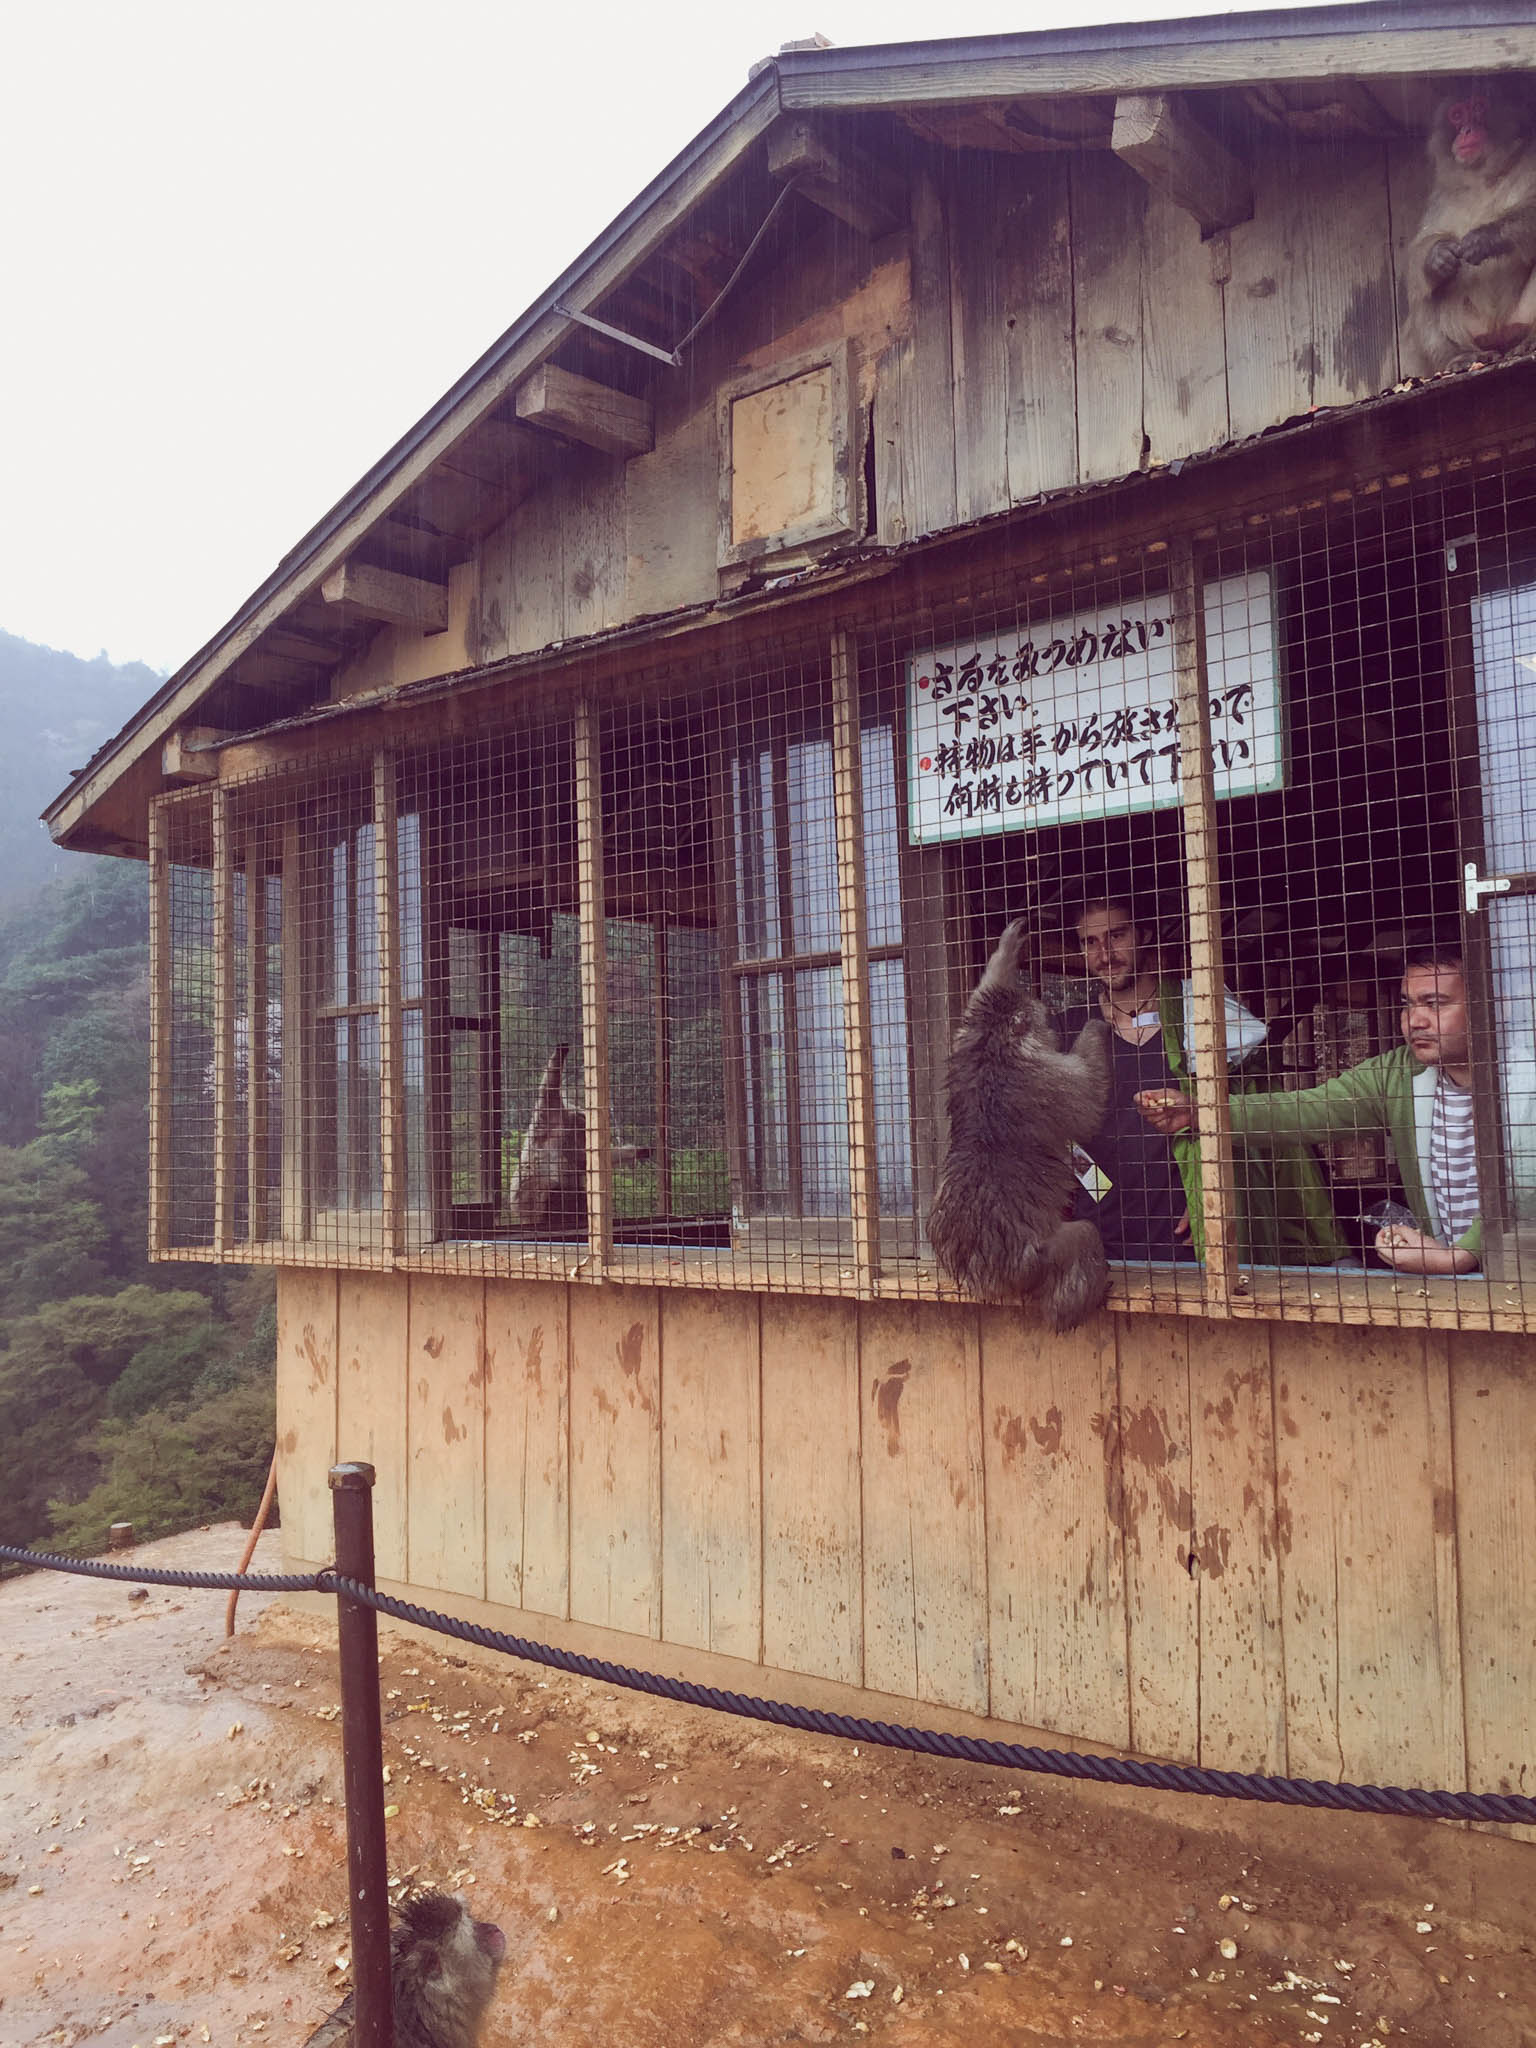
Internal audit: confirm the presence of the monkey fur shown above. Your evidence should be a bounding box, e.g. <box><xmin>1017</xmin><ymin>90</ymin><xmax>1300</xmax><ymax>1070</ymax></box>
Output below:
<box><xmin>303</xmin><ymin>1889</ymin><xmax>506</xmax><ymax>2048</ymax></box>
<box><xmin>928</xmin><ymin>918</ymin><xmax>1112</xmax><ymax>1333</ymax></box>
<box><xmin>508</xmin><ymin>1043</ymin><xmax>589</xmax><ymax>1232</ymax></box>
<box><xmin>1406</xmin><ymin>77</ymin><xmax>1536</xmax><ymax>374</ymax></box>
<box><xmin>507</xmin><ymin>1043</ymin><xmax>650</xmax><ymax>1234</ymax></box>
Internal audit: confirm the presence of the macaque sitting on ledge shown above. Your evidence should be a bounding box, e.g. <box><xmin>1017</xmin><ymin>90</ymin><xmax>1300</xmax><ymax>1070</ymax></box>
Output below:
<box><xmin>1406</xmin><ymin>77</ymin><xmax>1536</xmax><ymax>374</ymax></box>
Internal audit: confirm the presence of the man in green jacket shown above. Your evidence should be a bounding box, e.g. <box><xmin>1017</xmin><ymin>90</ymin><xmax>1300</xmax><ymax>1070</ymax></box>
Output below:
<box><xmin>1136</xmin><ymin>947</ymin><xmax>1481</xmax><ymax>1275</ymax></box>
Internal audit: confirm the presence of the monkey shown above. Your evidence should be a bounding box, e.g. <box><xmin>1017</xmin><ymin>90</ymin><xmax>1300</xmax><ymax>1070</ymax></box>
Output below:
<box><xmin>1405</xmin><ymin>78</ymin><xmax>1536</xmax><ymax>375</ymax></box>
<box><xmin>303</xmin><ymin>1890</ymin><xmax>506</xmax><ymax>2048</ymax></box>
<box><xmin>507</xmin><ymin>1042</ymin><xmax>650</xmax><ymax>1234</ymax></box>
<box><xmin>927</xmin><ymin>917</ymin><xmax>1113</xmax><ymax>1334</ymax></box>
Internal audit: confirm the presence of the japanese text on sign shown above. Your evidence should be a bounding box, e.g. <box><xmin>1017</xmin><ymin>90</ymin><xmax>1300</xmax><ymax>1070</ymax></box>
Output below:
<box><xmin>906</xmin><ymin>570</ymin><xmax>1283</xmax><ymax>844</ymax></box>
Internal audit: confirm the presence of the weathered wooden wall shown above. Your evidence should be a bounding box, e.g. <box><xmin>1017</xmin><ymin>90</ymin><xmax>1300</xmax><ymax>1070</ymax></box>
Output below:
<box><xmin>277</xmin><ymin>1269</ymin><xmax>1533</xmax><ymax>1808</ymax></box>
<box><xmin>330</xmin><ymin>132</ymin><xmax>1429</xmax><ymax>700</ymax></box>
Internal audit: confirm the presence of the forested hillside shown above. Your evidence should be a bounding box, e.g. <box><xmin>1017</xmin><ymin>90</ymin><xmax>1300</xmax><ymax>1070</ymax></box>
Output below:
<box><xmin>0</xmin><ymin>631</ymin><xmax>163</xmax><ymax>901</ymax></box>
<box><xmin>0</xmin><ymin>634</ymin><xmax>274</xmax><ymax>1556</ymax></box>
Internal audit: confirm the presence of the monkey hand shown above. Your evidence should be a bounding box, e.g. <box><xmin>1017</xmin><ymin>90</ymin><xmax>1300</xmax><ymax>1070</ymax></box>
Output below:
<box><xmin>1456</xmin><ymin>220</ymin><xmax>1510</xmax><ymax>267</ymax></box>
<box><xmin>1134</xmin><ymin>1088</ymin><xmax>1196</xmax><ymax>1135</ymax></box>
<box><xmin>1424</xmin><ymin>235</ymin><xmax>1463</xmax><ymax>286</ymax></box>
<box><xmin>978</xmin><ymin>915</ymin><xmax>1031</xmax><ymax>995</ymax></box>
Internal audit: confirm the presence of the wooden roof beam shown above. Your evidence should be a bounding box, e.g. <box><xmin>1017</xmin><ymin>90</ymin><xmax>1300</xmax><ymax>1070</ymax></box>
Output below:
<box><xmin>767</xmin><ymin>117</ymin><xmax>902</xmax><ymax>237</ymax></box>
<box><xmin>1112</xmin><ymin>91</ymin><xmax>1253</xmax><ymax>237</ymax></box>
<box><xmin>515</xmin><ymin>363</ymin><xmax>654</xmax><ymax>458</ymax></box>
<box><xmin>321</xmin><ymin>559</ymin><xmax>450</xmax><ymax>633</ymax></box>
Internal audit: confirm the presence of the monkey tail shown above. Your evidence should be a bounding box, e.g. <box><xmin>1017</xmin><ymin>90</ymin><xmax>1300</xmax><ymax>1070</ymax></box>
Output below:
<box><xmin>1037</xmin><ymin>1219</ymin><xmax>1110</xmax><ymax>1333</ymax></box>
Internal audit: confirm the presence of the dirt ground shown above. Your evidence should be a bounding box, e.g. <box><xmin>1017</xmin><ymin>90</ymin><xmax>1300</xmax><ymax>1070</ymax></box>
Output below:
<box><xmin>0</xmin><ymin>1528</ymin><xmax>1531</xmax><ymax>2048</ymax></box>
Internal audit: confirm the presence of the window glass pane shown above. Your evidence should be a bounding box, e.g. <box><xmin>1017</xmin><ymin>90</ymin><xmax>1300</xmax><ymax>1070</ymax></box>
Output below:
<box><xmin>398</xmin><ymin>812</ymin><xmax>423</xmax><ymax>1004</ymax></box>
<box><xmin>871</xmin><ymin>957</ymin><xmax>914</xmax><ymax>1215</ymax></box>
<box><xmin>733</xmin><ymin>747</ymin><xmax>780</xmax><ymax>960</ymax></box>
<box><xmin>449</xmin><ymin>1023</ymin><xmax>488</xmax><ymax>1205</ymax></box>
<box><xmin>740</xmin><ymin>973</ymin><xmax>788</xmax><ymax>1205</ymax></box>
<box><xmin>449</xmin><ymin>927</ymin><xmax>485</xmax><ymax>1017</ymax></box>
<box><xmin>403</xmin><ymin>1007</ymin><xmax>427</xmax><ymax>1212</ymax></box>
<box><xmin>797</xmin><ymin>964</ymin><xmax>849</xmax><ymax>1216</ymax></box>
<box><xmin>330</xmin><ymin>839</ymin><xmax>350</xmax><ymax>1006</ymax></box>
<box><xmin>667</xmin><ymin>926</ymin><xmax>728</xmax><ymax>1215</ymax></box>
<box><xmin>352</xmin><ymin>1012</ymin><xmax>382</xmax><ymax>1207</ymax></box>
<box><xmin>1487</xmin><ymin>895</ymin><xmax>1536</xmax><ymax>1221</ymax></box>
<box><xmin>787</xmin><ymin>738</ymin><xmax>839</xmax><ymax>954</ymax></box>
<box><xmin>1472</xmin><ymin>579</ymin><xmax>1536</xmax><ymax>873</ymax></box>
<box><xmin>861</xmin><ymin>724</ymin><xmax>903</xmax><ymax>949</ymax></box>
<box><xmin>354</xmin><ymin>822</ymin><xmax>379</xmax><ymax>1003</ymax></box>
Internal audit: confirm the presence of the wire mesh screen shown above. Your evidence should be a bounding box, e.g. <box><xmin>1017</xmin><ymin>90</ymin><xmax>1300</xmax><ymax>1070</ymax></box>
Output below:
<box><xmin>149</xmin><ymin>450</ymin><xmax>1536</xmax><ymax>1326</ymax></box>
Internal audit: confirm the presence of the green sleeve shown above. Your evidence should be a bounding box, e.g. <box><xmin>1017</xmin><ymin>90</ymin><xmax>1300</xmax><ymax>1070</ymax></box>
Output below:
<box><xmin>1226</xmin><ymin>1057</ymin><xmax>1394</xmax><ymax>1146</ymax></box>
<box><xmin>1457</xmin><ymin>1216</ymin><xmax>1483</xmax><ymax>1258</ymax></box>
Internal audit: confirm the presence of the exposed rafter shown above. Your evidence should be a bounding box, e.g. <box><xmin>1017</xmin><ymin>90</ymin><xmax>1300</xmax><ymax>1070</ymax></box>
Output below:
<box><xmin>1112</xmin><ymin>91</ymin><xmax>1253</xmax><ymax>236</ymax></box>
<box><xmin>321</xmin><ymin>560</ymin><xmax>450</xmax><ymax>633</ymax></box>
<box><xmin>515</xmin><ymin>364</ymin><xmax>654</xmax><ymax>458</ymax></box>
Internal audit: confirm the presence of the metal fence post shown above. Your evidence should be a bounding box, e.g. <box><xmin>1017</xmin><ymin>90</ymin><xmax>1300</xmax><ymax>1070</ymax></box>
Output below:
<box><xmin>329</xmin><ymin>1462</ymin><xmax>394</xmax><ymax>2048</ymax></box>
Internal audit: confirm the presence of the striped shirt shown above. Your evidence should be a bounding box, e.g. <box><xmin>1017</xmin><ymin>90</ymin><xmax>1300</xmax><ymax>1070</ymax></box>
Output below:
<box><xmin>1428</xmin><ymin>1073</ymin><xmax>1479</xmax><ymax>1245</ymax></box>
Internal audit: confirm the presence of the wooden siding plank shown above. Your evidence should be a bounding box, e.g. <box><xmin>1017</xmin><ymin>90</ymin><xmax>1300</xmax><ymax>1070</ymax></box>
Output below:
<box><xmin>406</xmin><ymin>1274</ymin><xmax>487</xmax><ymax>1600</ymax></box>
<box><xmin>1001</xmin><ymin>153</ymin><xmax>1077</xmax><ymax>501</ymax></box>
<box><xmin>1451</xmin><ymin>1331</ymin><xmax>1536</xmax><ymax>1815</ymax></box>
<box><xmin>1387</xmin><ymin>135</ymin><xmax>1434</xmax><ymax>382</ymax></box>
<box><xmin>1273</xmin><ymin>1323</ymin><xmax>1462</xmax><ymax>1786</ymax></box>
<box><xmin>660</xmin><ymin>1291</ymin><xmax>762</xmax><ymax>1660</ymax></box>
<box><xmin>336</xmin><ymin>1272</ymin><xmax>409</xmax><ymax>1583</ymax></box>
<box><xmin>484</xmin><ymin>1278</ymin><xmax>571</xmax><ymax>1619</ymax></box>
<box><xmin>1142</xmin><ymin>193</ymin><xmax>1230</xmax><ymax>465</ymax></box>
<box><xmin>563</xmin><ymin>458</ymin><xmax>627</xmax><ymax>643</ymax></box>
<box><xmin>946</xmin><ymin>153</ymin><xmax>1011</xmax><ymax>525</ymax></box>
<box><xmin>980</xmin><ymin>1305</ymin><xmax>1127</xmax><ymax>1745</ymax></box>
<box><xmin>1116</xmin><ymin>1314</ymin><xmax>1198</xmax><ymax>1763</ymax></box>
<box><xmin>568</xmin><ymin>1284</ymin><xmax>662</xmax><ymax>1637</ymax></box>
<box><xmin>761</xmin><ymin>1295</ymin><xmax>863</xmax><ymax>1686</ymax></box>
<box><xmin>1226</xmin><ymin>140</ymin><xmax>1396</xmax><ymax>441</ymax></box>
<box><xmin>871</xmin><ymin>335</ymin><xmax>915</xmax><ymax>546</ymax></box>
<box><xmin>1189</xmin><ymin>1320</ymin><xmax>1285</xmax><ymax>1772</ymax></box>
<box><xmin>1070</xmin><ymin>151</ymin><xmax>1146</xmax><ymax>487</ymax></box>
<box><xmin>276</xmin><ymin>1268</ymin><xmax>339</xmax><ymax>1566</ymax></box>
<box><xmin>860</xmin><ymin>1300</ymin><xmax>988</xmax><ymax>1714</ymax></box>
<box><xmin>905</xmin><ymin>166</ymin><xmax>958</xmax><ymax>537</ymax></box>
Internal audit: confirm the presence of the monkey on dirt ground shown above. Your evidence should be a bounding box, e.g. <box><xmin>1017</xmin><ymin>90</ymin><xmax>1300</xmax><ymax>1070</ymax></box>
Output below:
<box><xmin>1406</xmin><ymin>77</ymin><xmax>1536</xmax><ymax>374</ymax></box>
<box><xmin>303</xmin><ymin>1890</ymin><xmax>506</xmax><ymax>2048</ymax></box>
<box><xmin>928</xmin><ymin>917</ymin><xmax>1112</xmax><ymax>1333</ymax></box>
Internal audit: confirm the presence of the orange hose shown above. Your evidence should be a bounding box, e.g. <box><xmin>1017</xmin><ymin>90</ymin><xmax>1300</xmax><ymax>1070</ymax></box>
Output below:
<box><xmin>225</xmin><ymin>1449</ymin><xmax>280</xmax><ymax>1637</ymax></box>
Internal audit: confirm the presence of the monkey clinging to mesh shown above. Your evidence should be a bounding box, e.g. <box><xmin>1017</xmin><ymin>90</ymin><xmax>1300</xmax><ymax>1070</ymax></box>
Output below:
<box><xmin>928</xmin><ymin>917</ymin><xmax>1112</xmax><ymax>1333</ymax></box>
<box><xmin>303</xmin><ymin>1890</ymin><xmax>506</xmax><ymax>2048</ymax></box>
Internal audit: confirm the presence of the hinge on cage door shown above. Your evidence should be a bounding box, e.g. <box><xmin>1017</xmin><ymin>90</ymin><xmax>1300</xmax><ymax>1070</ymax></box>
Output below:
<box><xmin>1464</xmin><ymin>861</ymin><xmax>1512</xmax><ymax>914</ymax></box>
<box><xmin>1446</xmin><ymin>534</ymin><xmax>1478</xmax><ymax>572</ymax></box>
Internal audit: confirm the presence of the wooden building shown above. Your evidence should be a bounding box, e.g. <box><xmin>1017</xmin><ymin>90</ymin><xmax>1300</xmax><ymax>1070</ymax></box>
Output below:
<box><xmin>48</xmin><ymin>3</ymin><xmax>1536</xmax><ymax>1813</ymax></box>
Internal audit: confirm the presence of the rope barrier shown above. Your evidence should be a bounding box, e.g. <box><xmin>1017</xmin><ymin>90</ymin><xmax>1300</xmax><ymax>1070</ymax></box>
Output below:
<box><xmin>0</xmin><ymin>1542</ymin><xmax>322</xmax><ymax>1593</ymax></box>
<box><xmin>320</xmin><ymin>1575</ymin><xmax>1536</xmax><ymax>1829</ymax></box>
<box><xmin>4</xmin><ymin>1538</ymin><xmax>1532</xmax><ymax>1826</ymax></box>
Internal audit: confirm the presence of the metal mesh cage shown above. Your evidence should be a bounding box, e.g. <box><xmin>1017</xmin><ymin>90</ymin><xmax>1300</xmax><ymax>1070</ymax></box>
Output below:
<box><xmin>146</xmin><ymin>440</ymin><xmax>1536</xmax><ymax>1331</ymax></box>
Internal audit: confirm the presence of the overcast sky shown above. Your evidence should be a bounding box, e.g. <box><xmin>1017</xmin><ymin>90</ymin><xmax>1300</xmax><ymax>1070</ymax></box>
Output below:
<box><xmin>0</xmin><ymin>0</ymin><xmax>1352</xmax><ymax>675</ymax></box>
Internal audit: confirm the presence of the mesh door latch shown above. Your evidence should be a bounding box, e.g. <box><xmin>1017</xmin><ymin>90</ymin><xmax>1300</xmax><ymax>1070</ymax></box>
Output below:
<box><xmin>1464</xmin><ymin>861</ymin><xmax>1513</xmax><ymax>914</ymax></box>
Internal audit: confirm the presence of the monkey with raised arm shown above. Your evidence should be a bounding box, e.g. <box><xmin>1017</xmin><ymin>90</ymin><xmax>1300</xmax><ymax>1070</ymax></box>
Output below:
<box><xmin>928</xmin><ymin>917</ymin><xmax>1112</xmax><ymax>1333</ymax></box>
<box><xmin>303</xmin><ymin>1890</ymin><xmax>505</xmax><ymax>2048</ymax></box>
<box><xmin>507</xmin><ymin>1042</ymin><xmax>650</xmax><ymax>1234</ymax></box>
<box><xmin>1406</xmin><ymin>78</ymin><xmax>1536</xmax><ymax>374</ymax></box>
